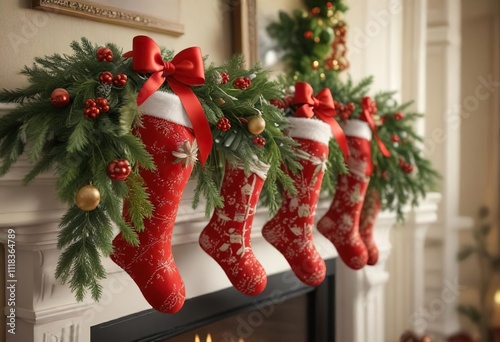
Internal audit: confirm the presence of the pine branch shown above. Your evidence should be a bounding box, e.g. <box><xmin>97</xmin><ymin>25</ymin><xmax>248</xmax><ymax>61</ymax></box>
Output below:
<box><xmin>124</xmin><ymin>170</ymin><xmax>153</xmax><ymax>234</ymax></box>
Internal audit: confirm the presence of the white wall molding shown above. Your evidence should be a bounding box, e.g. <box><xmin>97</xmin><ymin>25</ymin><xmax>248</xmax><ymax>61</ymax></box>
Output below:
<box><xmin>424</xmin><ymin>0</ymin><xmax>471</xmax><ymax>338</ymax></box>
<box><xmin>336</xmin><ymin>210</ymin><xmax>398</xmax><ymax>342</ymax></box>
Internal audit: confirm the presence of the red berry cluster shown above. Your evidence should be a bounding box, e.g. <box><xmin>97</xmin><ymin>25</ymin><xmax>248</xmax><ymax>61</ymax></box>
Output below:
<box><xmin>233</xmin><ymin>77</ymin><xmax>252</xmax><ymax>90</ymax></box>
<box><xmin>269</xmin><ymin>99</ymin><xmax>284</xmax><ymax>109</ymax></box>
<box><xmin>399</xmin><ymin>159</ymin><xmax>414</xmax><ymax>174</ymax></box>
<box><xmin>394</xmin><ymin>112</ymin><xmax>404</xmax><ymax>120</ymax></box>
<box><xmin>113</xmin><ymin>74</ymin><xmax>127</xmax><ymax>87</ymax></box>
<box><xmin>311</xmin><ymin>7</ymin><xmax>320</xmax><ymax>15</ymax></box>
<box><xmin>283</xmin><ymin>95</ymin><xmax>295</xmax><ymax>108</ymax></box>
<box><xmin>96</xmin><ymin>47</ymin><xmax>113</xmax><ymax>62</ymax></box>
<box><xmin>216</xmin><ymin>117</ymin><xmax>231</xmax><ymax>131</ymax></box>
<box><xmin>326</xmin><ymin>2</ymin><xmax>333</xmax><ymax>8</ymax></box>
<box><xmin>84</xmin><ymin>97</ymin><xmax>109</xmax><ymax>118</ymax></box>
<box><xmin>99</xmin><ymin>72</ymin><xmax>127</xmax><ymax>87</ymax></box>
<box><xmin>304</xmin><ymin>31</ymin><xmax>314</xmax><ymax>39</ymax></box>
<box><xmin>99</xmin><ymin>71</ymin><xmax>113</xmax><ymax>84</ymax></box>
<box><xmin>253</xmin><ymin>136</ymin><xmax>266</xmax><ymax>147</ymax></box>
<box><xmin>107</xmin><ymin>159</ymin><xmax>131</xmax><ymax>181</ymax></box>
<box><xmin>391</xmin><ymin>134</ymin><xmax>400</xmax><ymax>143</ymax></box>
<box><xmin>220</xmin><ymin>72</ymin><xmax>230</xmax><ymax>84</ymax></box>
<box><xmin>335</xmin><ymin>101</ymin><xmax>355</xmax><ymax>120</ymax></box>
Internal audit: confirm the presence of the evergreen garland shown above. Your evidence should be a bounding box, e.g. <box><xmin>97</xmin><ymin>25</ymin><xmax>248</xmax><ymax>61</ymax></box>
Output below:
<box><xmin>190</xmin><ymin>57</ymin><xmax>302</xmax><ymax>215</ymax></box>
<box><xmin>291</xmin><ymin>72</ymin><xmax>440</xmax><ymax>219</ymax></box>
<box><xmin>370</xmin><ymin>92</ymin><xmax>440</xmax><ymax>219</ymax></box>
<box><xmin>0</xmin><ymin>38</ymin><xmax>305</xmax><ymax>303</ymax></box>
<box><xmin>267</xmin><ymin>0</ymin><xmax>348</xmax><ymax>77</ymax></box>
<box><xmin>0</xmin><ymin>38</ymin><xmax>154</xmax><ymax>301</ymax></box>
<box><xmin>267</xmin><ymin>0</ymin><xmax>439</xmax><ymax>220</ymax></box>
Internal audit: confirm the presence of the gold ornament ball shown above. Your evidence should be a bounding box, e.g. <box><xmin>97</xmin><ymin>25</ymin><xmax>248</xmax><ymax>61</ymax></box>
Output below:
<box><xmin>75</xmin><ymin>185</ymin><xmax>101</xmax><ymax>211</ymax></box>
<box><xmin>248</xmin><ymin>116</ymin><xmax>266</xmax><ymax>135</ymax></box>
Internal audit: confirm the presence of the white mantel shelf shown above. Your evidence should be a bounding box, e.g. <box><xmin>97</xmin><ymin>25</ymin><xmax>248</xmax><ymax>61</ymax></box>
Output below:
<box><xmin>0</xmin><ymin>105</ymin><xmax>439</xmax><ymax>342</ymax></box>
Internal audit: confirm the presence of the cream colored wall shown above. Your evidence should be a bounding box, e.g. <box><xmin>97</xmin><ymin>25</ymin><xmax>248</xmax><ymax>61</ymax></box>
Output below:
<box><xmin>458</xmin><ymin>0</ymin><xmax>500</xmax><ymax>335</ymax></box>
<box><xmin>0</xmin><ymin>0</ymin><xmax>232</xmax><ymax>89</ymax></box>
<box><xmin>458</xmin><ymin>0</ymin><xmax>500</xmax><ymax>286</ymax></box>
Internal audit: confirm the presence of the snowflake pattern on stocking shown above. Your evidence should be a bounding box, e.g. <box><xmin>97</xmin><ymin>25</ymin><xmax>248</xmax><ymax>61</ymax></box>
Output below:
<box><xmin>111</xmin><ymin>113</ymin><xmax>195</xmax><ymax>313</ymax></box>
<box><xmin>262</xmin><ymin>136</ymin><xmax>328</xmax><ymax>287</ymax></box>
<box><xmin>359</xmin><ymin>189</ymin><xmax>381</xmax><ymax>265</ymax></box>
<box><xmin>199</xmin><ymin>163</ymin><xmax>268</xmax><ymax>296</ymax></box>
<box><xmin>317</xmin><ymin>133</ymin><xmax>371</xmax><ymax>270</ymax></box>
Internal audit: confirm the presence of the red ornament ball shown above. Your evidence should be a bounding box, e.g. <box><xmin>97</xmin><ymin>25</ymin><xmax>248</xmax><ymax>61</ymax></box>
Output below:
<box><xmin>304</xmin><ymin>31</ymin><xmax>314</xmax><ymax>39</ymax></box>
<box><xmin>233</xmin><ymin>77</ymin><xmax>252</xmax><ymax>90</ymax></box>
<box><xmin>96</xmin><ymin>47</ymin><xmax>113</xmax><ymax>62</ymax></box>
<box><xmin>220</xmin><ymin>72</ymin><xmax>230</xmax><ymax>84</ymax></box>
<box><xmin>107</xmin><ymin>159</ymin><xmax>132</xmax><ymax>181</ymax></box>
<box><xmin>403</xmin><ymin>164</ymin><xmax>414</xmax><ymax>173</ymax></box>
<box><xmin>99</xmin><ymin>72</ymin><xmax>113</xmax><ymax>84</ymax></box>
<box><xmin>253</xmin><ymin>136</ymin><xmax>266</xmax><ymax>147</ymax></box>
<box><xmin>311</xmin><ymin>7</ymin><xmax>320</xmax><ymax>15</ymax></box>
<box><xmin>216</xmin><ymin>117</ymin><xmax>231</xmax><ymax>131</ymax></box>
<box><xmin>113</xmin><ymin>74</ymin><xmax>128</xmax><ymax>87</ymax></box>
<box><xmin>394</xmin><ymin>112</ymin><xmax>404</xmax><ymax>120</ymax></box>
<box><xmin>50</xmin><ymin>88</ymin><xmax>70</xmax><ymax>108</ymax></box>
<box><xmin>391</xmin><ymin>134</ymin><xmax>400</xmax><ymax>143</ymax></box>
<box><xmin>326</xmin><ymin>2</ymin><xmax>333</xmax><ymax>8</ymax></box>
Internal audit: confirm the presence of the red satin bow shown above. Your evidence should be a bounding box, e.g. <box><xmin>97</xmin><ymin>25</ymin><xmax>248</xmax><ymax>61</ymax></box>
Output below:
<box><xmin>361</xmin><ymin>96</ymin><xmax>391</xmax><ymax>158</ymax></box>
<box><xmin>123</xmin><ymin>35</ymin><xmax>212</xmax><ymax>166</ymax></box>
<box><xmin>294</xmin><ymin>82</ymin><xmax>349</xmax><ymax>162</ymax></box>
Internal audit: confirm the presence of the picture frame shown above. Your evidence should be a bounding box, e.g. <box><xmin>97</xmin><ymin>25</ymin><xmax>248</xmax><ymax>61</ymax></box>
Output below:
<box><xmin>231</xmin><ymin>0</ymin><xmax>258</xmax><ymax>68</ymax></box>
<box><xmin>32</xmin><ymin>0</ymin><xmax>184</xmax><ymax>36</ymax></box>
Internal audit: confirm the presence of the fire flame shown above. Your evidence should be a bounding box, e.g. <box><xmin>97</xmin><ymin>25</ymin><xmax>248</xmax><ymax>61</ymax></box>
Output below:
<box><xmin>495</xmin><ymin>290</ymin><xmax>500</xmax><ymax>304</ymax></box>
<box><xmin>194</xmin><ymin>333</ymin><xmax>244</xmax><ymax>342</ymax></box>
<box><xmin>194</xmin><ymin>333</ymin><xmax>213</xmax><ymax>342</ymax></box>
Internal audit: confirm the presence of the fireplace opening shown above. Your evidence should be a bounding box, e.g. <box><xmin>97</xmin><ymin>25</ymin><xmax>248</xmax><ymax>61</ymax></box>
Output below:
<box><xmin>91</xmin><ymin>259</ymin><xmax>335</xmax><ymax>342</ymax></box>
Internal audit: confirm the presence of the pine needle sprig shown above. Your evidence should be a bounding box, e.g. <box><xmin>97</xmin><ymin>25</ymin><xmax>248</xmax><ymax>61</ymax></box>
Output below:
<box><xmin>0</xmin><ymin>38</ymin><xmax>154</xmax><ymax>302</ymax></box>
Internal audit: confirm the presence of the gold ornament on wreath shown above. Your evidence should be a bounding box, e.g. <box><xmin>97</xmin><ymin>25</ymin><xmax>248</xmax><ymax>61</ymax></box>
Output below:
<box><xmin>247</xmin><ymin>115</ymin><xmax>266</xmax><ymax>135</ymax></box>
<box><xmin>75</xmin><ymin>184</ymin><xmax>101</xmax><ymax>211</ymax></box>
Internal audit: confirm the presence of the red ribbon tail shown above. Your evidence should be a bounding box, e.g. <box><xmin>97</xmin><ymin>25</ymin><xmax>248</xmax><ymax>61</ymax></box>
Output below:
<box><xmin>168</xmin><ymin>79</ymin><xmax>212</xmax><ymax>166</ymax></box>
<box><xmin>375</xmin><ymin>135</ymin><xmax>391</xmax><ymax>157</ymax></box>
<box><xmin>363</xmin><ymin>109</ymin><xmax>391</xmax><ymax>158</ymax></box>
<box><xmin>137</xmin><ymin>72</ymin><xmax>165</xmax><ymax>106</ymax></box>
<box><xmin>324</xmin><ymin>117</ymin><xmax>349</xmax><ymax>162</ymax></box>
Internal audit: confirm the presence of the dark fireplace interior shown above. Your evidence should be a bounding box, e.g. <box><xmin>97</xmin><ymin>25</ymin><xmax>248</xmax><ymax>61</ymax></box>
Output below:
<box><xmin>91</xmin><ymin>259</ymin><xmax>335</xmax><ymax>342</ymax></box>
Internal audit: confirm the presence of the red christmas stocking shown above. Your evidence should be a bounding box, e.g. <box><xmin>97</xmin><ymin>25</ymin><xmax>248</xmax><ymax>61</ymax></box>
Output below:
<box><xmin>262</xmin><ymin>118</ymin><xmax>332</xmax><ymax>286</ymax></box>
<box><xmin>111</xmin><ymin>91</ymin><xmax>198</xmax><ymax>313</ymax></box>
<box><xmin>199</xmin><ymin>160</ymin><xmax>269</xmax><ymax>296</ymax></box>
<box><xmin>317</xmin><ymin>119</ymin><xmax>372</xmax><ymax>270</ymax></box>
<box><xmin>359</xmin><ymin>189</ymin><xmax>381</xmax><ymax>265</ymax></box>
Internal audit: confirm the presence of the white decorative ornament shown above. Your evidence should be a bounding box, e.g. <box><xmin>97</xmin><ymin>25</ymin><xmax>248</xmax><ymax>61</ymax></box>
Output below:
<box><xmin>172</xmin><ymin>140</ymin><xmax>199</xmax><ymax>167</ymax></box>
